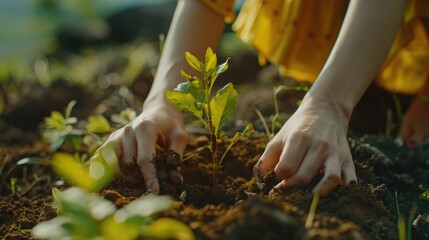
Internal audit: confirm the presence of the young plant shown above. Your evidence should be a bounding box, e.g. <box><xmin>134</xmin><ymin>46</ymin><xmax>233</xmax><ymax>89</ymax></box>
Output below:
<box><xmin>32</xmin><ymin>187</ymin><xmax>194</xmax><ymax>240</ymax></box>
<box><xmin>256</xmin><ymin>84</ymin><xmax>309</xmax><ymax>140</ymax></box>
<box><xmin>165</xmin><ymin>48</ymin><xmax>255</xmax><ymax>185</ymax></box>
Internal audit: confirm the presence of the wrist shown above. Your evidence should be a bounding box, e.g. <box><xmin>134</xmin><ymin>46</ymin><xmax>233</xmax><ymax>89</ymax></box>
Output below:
<box><xmin>299</xmin><ymin>93</ymin><xmax>351</xmax><ymax>131</ymax></box>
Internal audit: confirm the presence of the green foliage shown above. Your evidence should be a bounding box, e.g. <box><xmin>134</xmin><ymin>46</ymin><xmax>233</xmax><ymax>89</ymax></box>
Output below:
<box><xmin>166</xmin><ymin>48</ymin><xmax>254</xmax><ymax>185</ymax></box>
<box><xmin>43</xmin><ymin>100</ymin><xmax>136</xmax><ymax>154</ymax></box>
<box><xmin>52</xmin><ymin>146</ymin><xmax>117</xmax><ymax>192</ymax></box>
<box><xmin>32</xmin><ymin>187</ymin><xmax>194</xmax><ymax>240</ymax></box>
<box><xmin>419</xmin><ymin>184</ymin><xmax>429</xmax><ymax>201</ymax></box>
<box><xmin>256</xmin><ymin>85</ymin><xmax>309</xmax><ymax>140</ymax></box>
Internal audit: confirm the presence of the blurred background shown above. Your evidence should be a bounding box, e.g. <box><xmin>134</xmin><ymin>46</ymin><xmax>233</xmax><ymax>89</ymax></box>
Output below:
<box><xmin>0</xmin><ymin>0</ymin><xmax>261</xmax><ymax>145</ymax></box>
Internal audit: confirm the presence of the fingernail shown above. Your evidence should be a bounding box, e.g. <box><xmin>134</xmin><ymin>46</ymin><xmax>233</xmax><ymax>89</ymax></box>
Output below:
<box><xmin>349</xmin><ymin>180</ymin><xmax>357</xmax><ymax>185</ymax></box>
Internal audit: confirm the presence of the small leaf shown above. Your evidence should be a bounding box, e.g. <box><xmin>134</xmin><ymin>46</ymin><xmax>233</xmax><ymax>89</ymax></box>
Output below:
<box><xmin>16</xmin><ymin>157</ymin><xmax>50</xmax><ymax>166</ymax></box>
<box><xmin>206</xmin><ymin>53</ymin><xmax>217</xmax><ymax>73</ymax></box>
<box><xmin>52</xmin><ymin>152</ymin><xmax>96</xmax><ymax>192</ymax></box>
<box><xmin>205</xmin><ymin>47</ymin><xmax>214</xmax><ymax>66</ymax></box>
<box><xmin>185</xmin><ymin>52</ymin><xmax>203</xmax><ymax>73</ymax></box>
<box><xmin>145</xmin><ymin>218</ymin><xmax>195</xmax><ymax>240</ymax></box>
<box><xmin>86</xmin><ymin>115</ymin><xmax>111</xmax><ymax>133</ymax></box>
<box><xmin>64</xmin><ymin>100</ymin><xmax>77</xmax><ymax>119</ymax></box>
<box><xmin>45</xmin><ymin>111</ymin><xmax>66</xmax><ymax>130</ymax></box>
<box><xmin>51</xmin><ymin>187</ymin><xmax>61</xmax><ymax>202</ymax></box>
<box><xmin>116</xmin><ymin>194</ymin><xmax>172</xmax><ymax>219</ymax></box>
<box><xmin>210</xmin><ymin>83</ymin><xmax>237</xmax><ymax>134</ymax></box>
<box><xmin>216</xmin><ymin>58</ymin><xmax>229</xmax><ymax>75</ymax></box>
<box><xmin>101</xmin><ymin>216</ymin><xmax>139</xmax><ymax>240</ymax></box>
<box><xmin>111</xmin><ymin>108</ymin><xmax>137</xmax><ymax>127</ymax></box>
<box><xmin>165</xmin><ymin>90</ymin><xmax>204</xmax><ymax>120</ymax></box>
<box><xmin>219</xmin><ymin>123</ymin><xmax>256</xmax><ymax>165</ymax></box>
<box><xmin>31</xmin><ymin>217</ymin><xmax>69</xmax><ymax>239</ymax></box>
<box><xmin>180</xmin><ymin>70</ymin><xmax>193</xmax><ymax>82</ymax></box>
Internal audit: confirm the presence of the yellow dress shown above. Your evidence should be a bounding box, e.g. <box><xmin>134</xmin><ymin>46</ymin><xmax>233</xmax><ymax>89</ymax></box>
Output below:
<box><xmin>198</xmin><ymin>0</ymin><xmax>429</xmax><ymax>95</ymax></box>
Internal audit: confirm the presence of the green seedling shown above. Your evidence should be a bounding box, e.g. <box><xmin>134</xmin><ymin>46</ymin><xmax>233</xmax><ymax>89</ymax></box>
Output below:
<box><xmin>0</xmin><ymin>157</ymin><xmax>50</xmax><ymax>193</ymax></box>
<box><xmin>43</xmin><ymin>100</ymin><xmax>80</xmax><ymax>151</ymax></box>
<box><xmin>256</xmin><ymin>84</ymin><xmax>309</xmax><ymax>140</ymax></box>
<box><xmin>52</xmin><ymin>146</ymin><xmax>118</xmax><ymax>192</ymax></box>
<box><xmin>166</xmin><ymin>48</ymin><xmax>255</xmax><ymax>185</ymax></box>
<box><xmin>419</xmin><ymin>184</ymin><xmax>429</xmax><ymax>201</ymax></box>
<box><xmin>111</xmin><ymin>108</ymin><xmax>137</xmax><ymax>127</ymax></box>
<box><xmin>305</xmin><ymin>193</ymin><xmax>320</xmax><ymax>229</ymax></box>
<box><xmin>32</xmin><ymin>187</ymin><xmax>194</xmax><ymax>240</ymax></box>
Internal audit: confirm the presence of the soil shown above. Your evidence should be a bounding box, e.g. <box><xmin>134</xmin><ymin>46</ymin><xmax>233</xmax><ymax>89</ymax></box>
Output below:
<box><xmin>1</xmin><ymin>130</ymin><xmax>428</xmax><ymax>239</ymax></box>
<box><xmin>0</xmin><ymin>61</ymin><xmax>428</xmax><ymax>239</ymax></box>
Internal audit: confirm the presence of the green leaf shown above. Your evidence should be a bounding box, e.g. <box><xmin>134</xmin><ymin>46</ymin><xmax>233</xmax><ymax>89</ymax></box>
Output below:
<box><xmin>219</xmin><ymin>123</ymin><xmax>256</xmax><ymax>165</ymax></box>
<box><xmin>210</xmin><ymin>83</ymin><xmax>237</xmax><ymax>134</ymax></box>
<box><xmin>16</xmin><ymin>157</ymin><xmax>50</xmax><ymax>166</ymax></box>
<box><xmin>205</xmin><ymin>47</ymin><xmax>214</xmax><ymax>67</ymax></box>
<box><xmin>144</xmin><ymin>218</ymin><xmax>195</xmax><ymax>240</ymax></box>
<box><xmin>31</xmin><ymin>217</ymin><xmax>70</xmax><ymax>239</ymax></box>
<box><xmin>52</xmin><ymin>147</ymin><xmax>118</xmax><ymax>192</ymax></box>
<box><xmin>206</xmin><ymin>52</ymin><xmax>217</xmax><ymax>73</ymax></box>
<box><xmin>101</xmin><ymin>216</ymin><xmax>139</xmax><ymax>240</ymax></box>
<box><xmin>216</xmin><ymin>58</ymin><xmax>229</xmax><ymax>75</ymax></box>
<box><xmin>65</xmin><ymin>100</ymin><xmax>77</xmax><ymax>119</ymax></box>
<box><xmin>115</xmin><ymin>194</ymin><xmax>172</xmax><ymax>219</ymax></box>
<box><xmin>180</xmin><ymin>70</ymin><xmax>193</xmax><ymax>82</ymax></box>
<box><xmin>209</xmin><ymin>58</ymin><xmax>229</xmax><ymax>92</ymax></box>
<box><xmin>45</xmin><ymin>111</ymin><xmax>66</xmax><ymax>130</ymax></box>
<box><xmin>185</xmin><ymin>52</ymin><xmax>203</xmax><ymax>73</ymax></box>
<box><xmin>165</xmin><ymin>90</ymin><xmax>204</xmax><ymax>121</ymax></box>
<box><xmin>52</xmin><ymin>187</ymin><xmax>61</xmax><ymax>202</ymax></box>
<box><xmin>55</xmin><ymin>188</ymin><xmax>101</xmax><ymax>237</ymax></box>
<box><xmin>86</xmin><ymin>115</ymin><xmax>111</xmax><ymax>134</ymax></box>
<box><xmin>111</xmin><ymin>108</ymin><xmax>137</xmax><ymax>127</ymax></box>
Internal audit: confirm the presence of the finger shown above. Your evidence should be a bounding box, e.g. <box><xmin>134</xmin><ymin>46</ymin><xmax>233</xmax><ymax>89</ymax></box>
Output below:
<box><xmin>167</xmin><ymin>130</ymin><xmax>188</xmax><ymax>186</ymax></box>
<box><xmin>168</xmin><ymin>129</ymin><xmax>189</xmax><ymax>157</ymax></box>
<box><xmin>340</xmin><ymin>153</ymin><xmax>357</xmax><ymax>185</ymax></box>
<box><xmin>409</xmin><ymin>132</ymin><xmax>427</xmax><ymax>145</ymax></box>
<box><xmin>135</xmin><ymin>122</ymin><xmax>160</xmax><ymax>194</ymax></box>
<box><xmin>274</xmin><ymin>135</ymin><xmax>309</xmax><ymax>180</ymax></box>
<box><xmin>120</xmin><ymin>125</ymin><xmax>137</xmax><ymax>164</ymax></box>
<box><xmin>253</xmin><ymin>141</ymin><xmax>281</xmax><ymax>183</ymax></box>
<box><xmin>398</xmin><ymin>119</ymin><xmax>412</xmax><ymax>142</ymax></box>
<box><xmin>281</xmin><ymin>143</ymin><xmax>326</xmax><ymax>187</ymax></box>
<box><xmin>313</xmin><ymin>152</ymin><xmax>341</xmax><ymax>196</ymax></box>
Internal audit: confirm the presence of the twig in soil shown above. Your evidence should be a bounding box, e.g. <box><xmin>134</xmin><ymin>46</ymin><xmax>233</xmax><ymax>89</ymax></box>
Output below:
<box><xmin>305</xmin><ymin>193</ymin><xmax>320</xmax><ymax>229</ymax></box>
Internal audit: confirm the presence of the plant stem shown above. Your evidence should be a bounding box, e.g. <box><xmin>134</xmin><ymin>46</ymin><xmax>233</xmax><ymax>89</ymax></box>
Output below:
<box><xmin>204</xmin><ymin>76</ymin><xmax>219</xmax><ymax>186</ymax></box>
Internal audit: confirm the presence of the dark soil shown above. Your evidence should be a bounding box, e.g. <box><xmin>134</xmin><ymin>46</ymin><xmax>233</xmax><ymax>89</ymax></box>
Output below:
<box><xmin>1</xmin><ymin>132</ymin><xmax>428</xmax><ymax>240</ymax></box>
<box><xmin>0</xmin><ymin>63</ymin><xmax>428</xmax><ymax>239</ymax></box>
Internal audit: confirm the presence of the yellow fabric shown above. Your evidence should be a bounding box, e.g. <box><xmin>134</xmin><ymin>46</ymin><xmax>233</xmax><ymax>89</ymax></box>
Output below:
<box><xmin>197</xmin><ymin>0</ymin><xmax>236</xmax><ymax>23</ymax></box>
<box><xmin>199</xmin><ymin>0</ymin><xmax>429</xmax><ymax>95</ymax></box>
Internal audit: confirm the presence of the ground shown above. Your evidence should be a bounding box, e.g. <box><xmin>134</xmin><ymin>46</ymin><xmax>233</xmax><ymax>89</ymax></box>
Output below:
<box><xmin>0</xmin><ymin>42</ymin><xmax>428</xmax><ymax>239</ymax></box>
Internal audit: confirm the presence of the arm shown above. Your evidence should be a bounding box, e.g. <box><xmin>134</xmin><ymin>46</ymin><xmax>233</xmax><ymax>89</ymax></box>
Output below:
<box><xmin>104</xmin><ymin>0</ymin><xmax>225</xmax><ymax>194</ymax></box>
<box><xmin>254</xmin><ymin>0</ymin><xmax>405</xmax><ymax>196</ymax></box>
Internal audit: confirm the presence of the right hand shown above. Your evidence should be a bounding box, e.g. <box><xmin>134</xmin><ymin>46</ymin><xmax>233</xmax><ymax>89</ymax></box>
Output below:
<box><xmin>102</xmin><ymin>99</ymin><xmax>188</xmax><ymax>194</ymax></box>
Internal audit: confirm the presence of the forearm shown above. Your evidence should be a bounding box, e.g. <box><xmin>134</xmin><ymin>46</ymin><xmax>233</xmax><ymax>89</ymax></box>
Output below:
<box><xmin>307</xmin><ymin>0</ymin><xmax>405</xmax><ymax>118</ymax></box>
<box><xmin>146</xmin><ymin>0</ymin><xmax>225</xmax><ymax>103</ymax></box>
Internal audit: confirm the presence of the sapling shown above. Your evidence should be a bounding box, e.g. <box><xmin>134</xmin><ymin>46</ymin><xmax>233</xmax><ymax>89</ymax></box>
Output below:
<box><xmin>32</xmin><ymin>187</ymin><xmax>194</xmax><ymax>240</ymax></box>
<box><xmin>166</xmin><ymin>48</ymin><xmax>255</xmax><ymax>185</ymax></box>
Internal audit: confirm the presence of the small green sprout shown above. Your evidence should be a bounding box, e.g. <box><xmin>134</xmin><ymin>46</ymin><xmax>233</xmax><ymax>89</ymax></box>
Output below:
<box><xmin>165</xmin><ymin>48</ymin><xmax>255</xmax><ymax>185</ymax></box>
<box><xmin>256</xmin><ymin>85</ymin><xmax>309</xmax><ymax>140</ymax></box>
<box><xmin>52</xmin><ymin>146</ymin><xmax>118</xmax><ymax>192</ymax></box>
<box><xmin>32</xmin><ymin>187</ymin><xmax>194</xmax><ymax>240</ymax></box>
<box><xmin>111</xmin><ymin>108</ymin><xmax>137</xmax><ymax>127</ymax></box>
<box><xmin>419</xmin><ymin>184</ymin><xmax>429</xmax><ymax>201</ymax></box>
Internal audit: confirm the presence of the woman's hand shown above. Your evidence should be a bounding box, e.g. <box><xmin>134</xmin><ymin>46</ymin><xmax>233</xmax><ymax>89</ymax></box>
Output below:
<box><xmin>253</xmin><ymin>96</ymin><xmax>357</xmax><ymax>196</ymax></box>
<box><xmin>399</xmin><ymin>95</ymin><xmax>429</xmax><ymax>146</ymax></box>
<box><xmin>101</xmin><ymin>99</ymin><xmax>188</xmax><ymax>194</ymax></box>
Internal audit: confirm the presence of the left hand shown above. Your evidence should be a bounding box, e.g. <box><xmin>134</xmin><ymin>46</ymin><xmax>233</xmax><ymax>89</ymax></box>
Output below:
<box><xmin>253</xmin><ymin>96</ymin><xmax>357</xmax><ymax>196</ymax></box>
